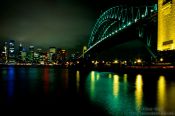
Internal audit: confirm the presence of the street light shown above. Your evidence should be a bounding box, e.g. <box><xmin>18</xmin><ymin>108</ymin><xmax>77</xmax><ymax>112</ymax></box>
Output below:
<box><xmin>137</xmin><ymin>59</ymin><xmax>142</xmax><ymax>63</ymax></box>
<box><xmin>160</xmin><ymin>58</ymin><xmax>163</xmax><ymax>62</ymax></box>
<box><xmin>113</xmin><ymin>60</ymin><xmax>118</xmax><ymax>64</ymax></box>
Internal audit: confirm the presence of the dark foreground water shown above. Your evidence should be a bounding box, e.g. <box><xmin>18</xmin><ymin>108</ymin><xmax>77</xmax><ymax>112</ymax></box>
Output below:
<box><xmin>0</xmin><ymin>66</ymin><xmax>175</xmax><ymax>115</ymax></box>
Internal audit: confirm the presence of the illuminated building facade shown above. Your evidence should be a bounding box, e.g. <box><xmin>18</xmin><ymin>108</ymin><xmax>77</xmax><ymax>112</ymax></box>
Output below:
<box><xmin>21</xmin><ymin>49</ymin><xmax>27</xmax><ymax>62</ymax></box>
<box><xmin>49</xmin><ymin>47</ymin><xmax>56</xmax><ymax>63</ymax></box>
<box><xmin>57</xmin><ymin>49</ymin><xmax>67</xmax><ymax>62</ymax></box>
<box><xmin>28</xmin><ymin>45</ymin><xmax>34</xmax><ymax>62</ymax></box>
<box><xmin>8</xmin><ymin>40</ymin><xmax>15</xmax><ymax>63</ymax></box>
<box><xmin>4</xmin><ymin>42</ymin><xmax>8</xmax><ymax>63</ymax></box>
<box><xmin>158</xmin><ymin>0</ymin><xmax>175</xmax><ymax>51</ymax></box>
<box><xmin>17</xmin><ymin>43</ymin><xmax>23</xmax><ymax>62</ymax></box>
<box><xmin>1</xmin><ymin>42</ymin><xmax>8</xmax><ymax>63</ymax></box>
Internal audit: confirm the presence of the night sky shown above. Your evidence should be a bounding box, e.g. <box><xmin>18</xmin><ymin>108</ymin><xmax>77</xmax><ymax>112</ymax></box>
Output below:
<box><xmin>0</xmin><ymin>0</ymin><xmax>156</xmax><ymax>53</ymax></box>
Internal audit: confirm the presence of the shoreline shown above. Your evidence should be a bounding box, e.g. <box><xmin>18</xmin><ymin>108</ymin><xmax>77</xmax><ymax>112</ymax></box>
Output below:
<box><xmin>0</xmin><ymin>64</ymin><xmax>175</xmax><ymax>73</ymax></box>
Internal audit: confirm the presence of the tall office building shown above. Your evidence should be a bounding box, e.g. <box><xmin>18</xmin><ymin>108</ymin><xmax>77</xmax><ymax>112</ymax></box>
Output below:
<box><xmin>28</xmin><ymin>45</ymin><xmax>34</xmax><ymax>62</ymax></box>
<box><xmin>1</xmin><ymin>42</ymin><xmax>8</xmax><ymax>63</ymax></box>
<box><xmin>60</xmin><ymin>49</ymin><xmax>67</xmax><ymax>61</ymax></box>
<box><xmin>4</xmin><ymin>42</ymin><xmax>8</xmax><ymax>63</ymax></box>
<box><xmin>17</xmin><ymin>43</ymin><xmax>23</xmax><ymax>62</ymax></box>
<box><xmin>49</xmin><ymin>47</ymin><xmax>56</xmax><ymax>63</ymax></box>
<box><xmin>21</xmin><ymin>48</ymin><xmax>27</xmax><ymax>62</ymax></box>
<box><xmin>8</xmin><ymin>40</ymin><xmax>15</xmax><ymax>63</ymax></box>
<box><xmin>158</xmin><ymin>0</ymin><xmax>175</xmax><ymax>51</ymax></box>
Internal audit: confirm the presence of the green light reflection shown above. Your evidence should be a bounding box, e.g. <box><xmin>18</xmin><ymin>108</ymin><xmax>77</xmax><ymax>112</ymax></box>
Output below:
<box><xmin>86</xmin><ymin>71</ymin><xmax>136</xmax><ymax>115</ymax></box>
<box><xmin>123</xmin><ymin>74</ymin><xmax>128</xmax><ymax>93</ymax></box>
<box><xmin>90</xmin><ymin>71</ymin><xmax>95</xmax><ymax>100</ymax></box>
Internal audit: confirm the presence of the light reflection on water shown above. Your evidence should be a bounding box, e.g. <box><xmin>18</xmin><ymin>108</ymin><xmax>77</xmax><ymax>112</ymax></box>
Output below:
<box><xmin>135</xmin><ymin>74</ymin><xmax>143</xmax><ymax>111</ymax></box>
<box><xmin>0</xmin><ymin>67</ymin><xmax>175</xmax><ymax>115</ymax></box>
<box><xmin>123</xmin><ymin>74</ymin><xmax>128</xmax><ymax>93</ymax></box>
<box><xmin>113</xmin><ymin>74</ymin><xmax>119</xmax><ymax>97</ymax></box>
<box><xmin>28</xmin><ymin>68</ymin><xmax>39</xmax><ymax>94</ymax></box>
<box><xmin>90</xmin><ymin>71</ymin><xmax>95</xmax><ymax>100</ymax></box>
<box><xmin>157</xmin><ymin>75</ymin><xmax>166</xmax><ymax>112</ymax></box>
<box><xmin>86</xmin><ymin>71</ymin><xmax>175</xmax><ymax>115</ymax></box>
<box><xmin>76</xmin><ymin>70</ymin><xmax>80</xmax><ymax>92</ymax></box>
<box><xmin>86</xmin><ymin>71</ymin><xmax>135</xmax><ymax>115</ymax></box>
<box><xmin>7</xmin><ymin>66</ymin><xmax>15</xmax><ymax>97</ymax></box>
<box><xmin>62</xmin><ymin>69</ymin><xmax>69</xmax><ymax>90</ymax></box>
<box><xmin>43</xmin><ymin>67</ymin><xmax>49</xmax><ymax>95</ymax></box>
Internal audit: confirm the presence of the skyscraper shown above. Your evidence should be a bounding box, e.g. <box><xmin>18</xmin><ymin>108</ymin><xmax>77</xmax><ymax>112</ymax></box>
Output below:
<box><xmin>28</xmin><ymin>45</ymin><xmax>34</xmax><ymax>63</ymax></box>
<box><xmin>49</xmin><ymin>47</ymin><xmax>56</xmax><ymax>63</ymax></box>
<box><xmin>1</xmin><ymin>42</ymin><xmax>8</xmax><ymax>63</ymax></box>
<box><xmin>4</xmin><ymin>42</ymin><xmax>8</xmax><ymax>63</ymax></box>
<box><xmin>17</xmin><ymin>43</ymin><xmax>23</xmax><ymax>62</ymax></box>
<box><xmin>8</xmin><ymin>40</ymin><xmax>15</xmax><ymax>63</ymax></box>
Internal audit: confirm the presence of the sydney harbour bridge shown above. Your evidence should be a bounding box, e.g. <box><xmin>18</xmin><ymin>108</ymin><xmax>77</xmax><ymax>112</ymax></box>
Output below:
<box><xmin>81</xmin><ymin>3</ymin><xmax>158</xmax><ymax>61</ymax></box>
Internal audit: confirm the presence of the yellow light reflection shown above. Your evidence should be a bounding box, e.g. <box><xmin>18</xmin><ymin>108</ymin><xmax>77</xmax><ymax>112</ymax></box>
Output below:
<box><xmin>108</xmin><ymin>74</ymin><xmax>112</xmax><ymax>78</ymax></box>
<box><xmin>90</xmin><ymin>71</ymin><xmax>95</xmax><ymax>99</ymax></box>
<box><xmin>113</xmin><ymin>75</ymin><xmax>119</xmax><ymax>97</ymax></box>
<box><xmin>135</xmin><ymin>74</ymin><xmax>143</xmax><ymax>110</ymax></box>
<box><xmin>91</xmin><ymin>71</ymin><xmax>95</xmax><ymax>82</ymax></box>
<box><xmin>124</xmin><ymin>74</ymin><xmax>127</xmax><ymax>83</ymax></box>
<box><xmin>157</xmin><ymin>75</ymin><xmax>166</xmax><ymax>111</ymax></box>
<box><xmin>76</xmin><ymin>71</ymin><xmax>80</xmax><ymax>92</ymax></box>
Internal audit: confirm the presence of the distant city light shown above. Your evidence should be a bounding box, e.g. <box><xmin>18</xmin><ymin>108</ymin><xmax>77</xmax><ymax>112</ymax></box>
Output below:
<box><xmin>95</xmin><ymin>61</ymin><xmax>98</xmax><ymax>65</ymax></box>
<box><xmin>123</xmin><ymin>61</ymin><xmax>127</xmax><ymax>64</ymax></box>
<box><xmin>113</xmin><ymin>60</ymin><xmax>118</xmax><ymax>64</ymax></box>
<box><xmin>160</xmin><ymin>58</ymin><xmax>164</xmax><ymax>62</ymax></box>
<box><xmin>137</xmin><ymin>59</ymin><xmax>142</xmax><ymax>63</ymax></box>
<box><xmin>10</xmin><ymin>49</ymin><xmax>14</xmax><ymax>53</ymax></box>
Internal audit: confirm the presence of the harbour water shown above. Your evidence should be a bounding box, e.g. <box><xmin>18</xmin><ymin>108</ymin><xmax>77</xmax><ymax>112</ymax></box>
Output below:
<box><xmin>0</xmin><ymin>66</ymin><xmax>175</xmax><ymax>115</ymax></box>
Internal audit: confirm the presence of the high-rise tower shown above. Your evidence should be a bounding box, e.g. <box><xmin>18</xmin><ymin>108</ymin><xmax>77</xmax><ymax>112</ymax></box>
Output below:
<box><xmin>8</xmin><ymin>40</ymin><xmax>15</xmax><ymax>63</ymax></box>
<box><xmin>158</xmin><ymin>0</ymin><xmax>175</xmax><ymax>51</ymax></box>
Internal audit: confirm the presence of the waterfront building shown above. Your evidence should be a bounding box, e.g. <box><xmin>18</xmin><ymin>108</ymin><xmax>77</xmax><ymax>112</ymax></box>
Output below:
<box><xmin>158</xmin><ymin>0</ymin><xmax>175</xmax><ymax>50</ymax></box>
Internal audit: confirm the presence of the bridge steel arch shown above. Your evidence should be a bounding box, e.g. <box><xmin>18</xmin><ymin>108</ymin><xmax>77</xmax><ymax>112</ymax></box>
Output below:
<box><xmin>86</xmin><ymin>4</ymin><xmax>158</xmax><ymax>58</ymax></box>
